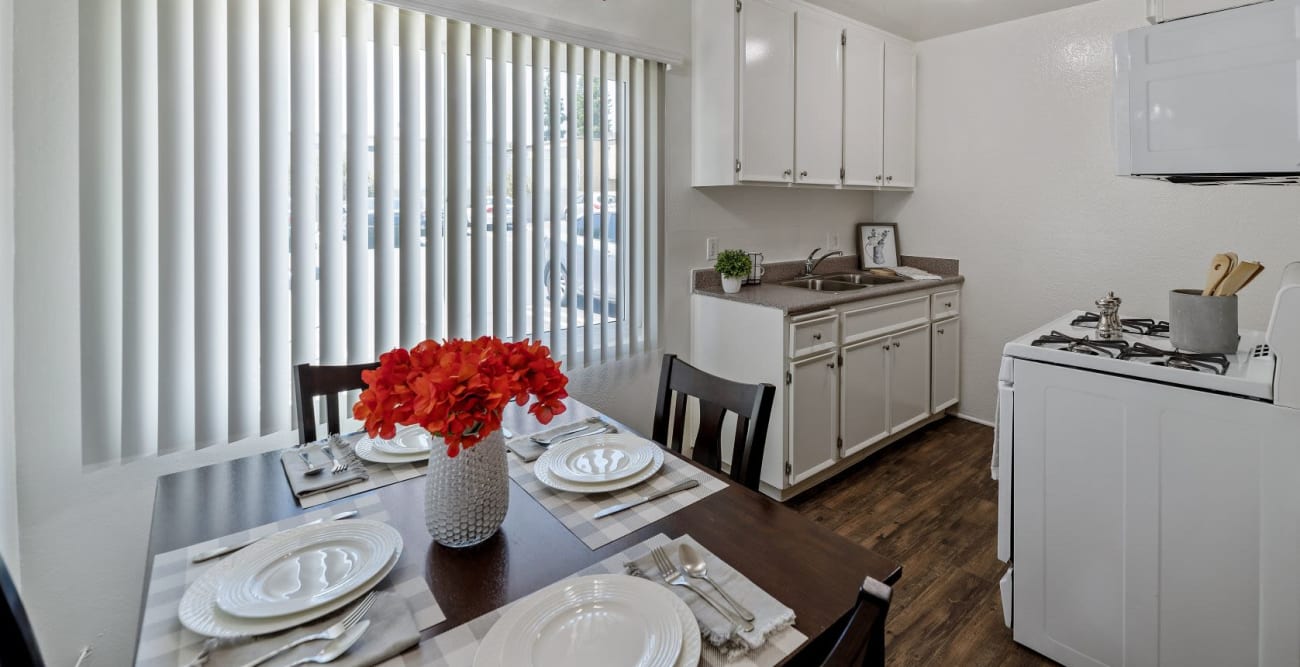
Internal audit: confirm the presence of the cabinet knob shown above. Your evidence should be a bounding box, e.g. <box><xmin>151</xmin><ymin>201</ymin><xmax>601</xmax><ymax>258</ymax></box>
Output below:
<box><xmin>882</xmin><ymin>345</ymin><xmax>890</xmax><ymax>351</ymax></box>
<box><xmin>800</xmin><ymin>170</ymin><xmax>808</xmax><ymax>178</ymax></box>
<box><xmin>893</xmin><ymin>341</ymin><xmax>901</xmax><ymax>348</ymax></box>
<box><xmin>938</xmin><ymin>329</ymin><xmax>945</xmax><ymax>335</ymax></box>
<box><xmin>783</xmin><ymin>169</ymin><xmax>792</xmax><ymax>178</ymax></box>
<box><xmin>874</xmin><ymin>175</ymin><xmax>882</xmax><ymax>182</ymax></box>
<box><xmin>812</xmin><ymin>333</ymin><xmax>822</xmax><ymax>340</ymax></box>
<box><xmin>945</xmin><ymin>302</ymin><xmax>953</xmax><ymax>308</ymax></box>
<box><xmin>886</xmin><ymin>175</ymin><xmax>894</xmax><ymax>182</ymax></box>
<box><xmin>826</xmin><ymin>362</ymin><xmax>836</xmax><ymax>370</ymax></box>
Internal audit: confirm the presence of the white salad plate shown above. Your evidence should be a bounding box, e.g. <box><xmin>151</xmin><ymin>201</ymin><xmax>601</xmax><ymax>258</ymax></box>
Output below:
<box><xmin>533</xmin><ymin>441</ymin><xmax>664</xmax><ymax>494</ymax></box>
<box><xmin>542</xmin><ymin>433</ymin><xmax>658</xmax><ymax>484</ymax></box>
<box><xmin>473</xmin><ymin>574</ymin><xmax>693</xmax><ymax>667</ymax></box>
<box><xmin>370</xmin><ymin>426</ymin><xmax>434</xmax><ymax>456</ymax></box>
<box><xmin>355</xmin><ymin>436</ymin><xmax>432</xmax><ymax>464</ymax></box>
<box><xmin>215</xmin><ymin>521</ymin><xmax>402</xmax><ymax>619</ymax></box>
<box><xmin>179</xmin><ymin>521</ymin><xmax>402</xmax><ymax>637</ymax></box>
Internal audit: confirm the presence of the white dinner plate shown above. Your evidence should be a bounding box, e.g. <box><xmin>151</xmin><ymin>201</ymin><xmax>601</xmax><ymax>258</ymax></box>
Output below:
<box><xmin>179</xmin><ymin>528</ymin><xmax>402</xmax><ymax>637</ymax></box>
<box><xmin>533</xmin><ymin>442</ymin><xmax>664</xmax><ymax>494</ymax></box>
<box><xmin>473</xmin><ymin>574</ymin><xmax>688</xmax><ymax>667</ymax></box>
<box><xmin>542</xmin><ymin>433</ymin><xmax>658</xmax><ymax>484</ymax></box>
<box><xmin>215</xmin><ymin>520</ymin><xmax>402</xmax><ymax>619</ymax></box>
<box><xmin>355</xmin><ymin>436</ymin><xmax>431</xmax><ymax>465</ymax></box>
<box><xmin>370</xmin><ymin>426</ymin><xmax>434</xmax><ymax>456</ymax></box>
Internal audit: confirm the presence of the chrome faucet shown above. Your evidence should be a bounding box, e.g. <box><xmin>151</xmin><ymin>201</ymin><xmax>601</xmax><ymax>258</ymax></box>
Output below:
<box><xmin>804</xmin><ymin>248</ymin><xmax>844</xmax><ymax>276</ymax></box>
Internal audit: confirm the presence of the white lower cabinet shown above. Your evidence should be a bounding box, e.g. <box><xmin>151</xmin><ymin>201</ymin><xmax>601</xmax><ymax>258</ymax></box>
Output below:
<box><xmin>841</xmin><ymin>338</ymin><xmax>890</xmax><ymax>457</ymax></box>
<box><xmin>931</xmin><ymin>317</ymin><xmax>960</xmax><ymax>412</ymax></box>
<box><xmin>787</xmin><ymin>350</ymin><xmax>841</xmax><ymax>484</ymax></box>
<box><xmin>887</xmin><ymin>324</ymin><xmax>931</xmax><ymax>432</ymax></box>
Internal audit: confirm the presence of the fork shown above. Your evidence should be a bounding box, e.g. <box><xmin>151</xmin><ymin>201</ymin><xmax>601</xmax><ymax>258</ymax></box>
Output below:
<box><xmin>651</xmin><ymin>546</ymin><xmax>754</xmax><ymax>632</ymax></box>
<box><xmin>320</xmin><ymin>443</ymin><xmax>347</xmax><ymax>474</ymax></box>
<box><xmin>237</xmin><ymin>592</ymin><xmax>376</xmax><ymax>667</ymax></box>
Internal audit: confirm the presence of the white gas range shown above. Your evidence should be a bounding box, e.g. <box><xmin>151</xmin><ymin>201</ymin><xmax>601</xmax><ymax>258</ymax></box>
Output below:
<box><xmin>994</xmin><ymin>264</ymin><xmax>1300</xmax><ymax>667</ymax></box>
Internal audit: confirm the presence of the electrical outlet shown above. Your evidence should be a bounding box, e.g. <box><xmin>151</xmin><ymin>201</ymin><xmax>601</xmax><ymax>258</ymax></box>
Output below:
<box><xmin>825</xmin><ymin>232</ymin><xmax>840</xmax><ymax>250</ymax></box>
<box><xmin>706</xmin><ymin>237</ymin><xmax>719</xmax><ymax>261</ymax></box>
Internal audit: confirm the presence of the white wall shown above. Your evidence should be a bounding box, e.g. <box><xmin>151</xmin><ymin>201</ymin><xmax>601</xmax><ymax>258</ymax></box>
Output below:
<box><xmin>9</xmin><ymin>0</ymin><xmax>868</xmax><ymax>664</ymax></box>
<box><xmin>0</xmin><ymin>0</ymin><xmax>17</xmax><ymax>579</ymax></box>
<box><xmin>875</xmin><ymin>0</ymin><xmax>1300</xmax><ymax>423</ymax></box>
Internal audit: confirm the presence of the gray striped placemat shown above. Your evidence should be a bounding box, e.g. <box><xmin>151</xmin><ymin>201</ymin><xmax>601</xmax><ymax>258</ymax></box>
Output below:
<box><xmin>133</xmin><ymin>494</ymin><xmax>445</xmax><ymax>667</ymax></box>
<box><xmin>292</xmin><ymin>436</ymin><xmax>428</xmax><ymax>509</ymax></box>
<box><xmin>507</xmin><ymin>443</ymin><xmax>729</xmax><ymax>550</ymax></box>
<box><xmin>386</xmin><ymin>533</ymin><xmax>807</xmax><ymax>667</ymax></box>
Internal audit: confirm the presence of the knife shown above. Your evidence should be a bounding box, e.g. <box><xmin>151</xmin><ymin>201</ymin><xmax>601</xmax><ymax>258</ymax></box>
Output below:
<box><xmin>594</xmin><ymin>480</ymin><xmax>700</xmax><ymax>519</ymax></box>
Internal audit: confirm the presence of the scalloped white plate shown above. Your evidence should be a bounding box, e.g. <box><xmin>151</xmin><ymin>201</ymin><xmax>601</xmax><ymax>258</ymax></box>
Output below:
<box><xmin>370</xmin><ymin>426</ymin><xmax>434</xmax><ymax>455</ymax></box>
<box><xmin>543</xmin><ymin>433</ymin><xmax>658</xmax><ymax>484</ymax></box>
<box><xmin>533</xmin><ymin>442</ymin><xmax>664</xmax><ymax>494</ymax></box>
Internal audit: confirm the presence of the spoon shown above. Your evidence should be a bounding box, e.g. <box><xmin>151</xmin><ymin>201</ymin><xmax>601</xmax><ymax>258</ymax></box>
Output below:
<box><xmin>298</xmin><ymin>449</ymin><xmax>323</xmax><ymax>477</ymax></box>
<box><xmin>286</xmin><ymin>619</ymin><xmax>370</xmax><ymax>666</ymax></box>
<box><xmin>678</xmin><ymin>543</ymin><xmax>756</xmax><ymax>622</ymax></box>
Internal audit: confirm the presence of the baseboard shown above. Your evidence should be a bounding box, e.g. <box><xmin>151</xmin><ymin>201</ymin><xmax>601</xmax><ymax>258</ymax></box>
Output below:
<box><xmin>953</xmin><ymin>412</ymin><xmax>995</xmax><ymax>428</ymax></box>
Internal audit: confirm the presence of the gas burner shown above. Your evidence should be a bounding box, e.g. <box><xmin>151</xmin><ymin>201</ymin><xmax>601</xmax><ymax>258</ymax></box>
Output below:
<box><xmin>1071</xmin><ymin>312</ymin><xmax>1171</xmax><ymax>338</ymax></box>
<box><xmin>1031</xmin><ymin>331</ymin><xmax>1130</xmax><ymax>358</ymax></box>
<box><xmin>1119</xmin><ymin>342</ymin><xmax>1171</xmax><ymax>360</ymax></box>
<box><xmin>1153</xmin><ymin>352</ymin><xmax>1230</xmax><ymax>375</ymax></box>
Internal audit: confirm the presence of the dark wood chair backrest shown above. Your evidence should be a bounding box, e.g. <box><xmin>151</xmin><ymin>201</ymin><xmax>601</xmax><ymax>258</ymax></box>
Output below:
<box><xmin>821</xmin><ymin>577</ymin><xmax>893</xmax><ymax>667</ymax></box>
<box><xmin>1</xmin><ymin>556</ymin><xmax>44</xmax><ymax>667</ymax></box>
<box><xmin>293</xmin><ymin>361</ymin><xmax>381</xmax><ymax>444</ymax></box>
<box><xmin>651</xmin><ymin>354</ymin><xmax>776</xmax><ymax>491</ymax></box>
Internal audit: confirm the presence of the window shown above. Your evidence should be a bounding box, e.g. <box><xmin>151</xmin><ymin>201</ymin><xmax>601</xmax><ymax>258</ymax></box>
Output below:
<box><xmin>78</xmin><ymin>0</ymin><xmax>664</xmax><ymax>464</ymax></box>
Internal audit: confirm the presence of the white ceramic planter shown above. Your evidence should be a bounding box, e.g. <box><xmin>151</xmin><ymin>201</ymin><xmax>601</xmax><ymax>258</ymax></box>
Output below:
<box><xmin>721</xmin><ymin>276</ymin><xmax>744</xmax><ymax>294</ymax></box>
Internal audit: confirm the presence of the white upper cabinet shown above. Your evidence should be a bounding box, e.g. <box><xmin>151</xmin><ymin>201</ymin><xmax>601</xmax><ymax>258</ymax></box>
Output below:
<box><xmin>794</xmin><ymin>9</ymin><xmax>844</xmax><ymax>185</ymax></box>
<box><xmin>738</xmin><ymin>0</ymin><xmax>796</xmax><ymax>183</ymax></box>
<box><xmin>842</xmin><ymin>24</ymin><xmax>885</xmax><ymax>187</ymax></box>
<box><xmin>691</xmin><ymin>0</ymin><xmax>915</xmax><ymax>190</ymax></box>
<box><xmin>882</xmin><ymin>36</ymin><xmax>917</xmax><ymax>188</ymax></box>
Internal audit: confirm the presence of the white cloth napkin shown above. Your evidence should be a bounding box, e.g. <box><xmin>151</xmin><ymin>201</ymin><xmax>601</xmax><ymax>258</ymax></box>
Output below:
<box><xmin>280</xmin><ymin>436</ymin><xmax>369</xmax><ymax>499</ymax></box>
<box><xmin>191</xmin><ymin>591</ymin><xmax>419</xmax><ymax>667</ymax></box>
<box><xmin>625</xmin><ymin>535</ymin><xmax>796</xmax><ymax>660</ymax></box>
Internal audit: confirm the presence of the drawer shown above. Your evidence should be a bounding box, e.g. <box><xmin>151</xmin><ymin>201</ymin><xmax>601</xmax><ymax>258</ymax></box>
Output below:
<box><xmin>842</xmin><ymin>296</ymin><xmax>930</xmax><ymax>343</ymax></box>
<box><xmin>789</xmin><ymin>311</ymin><xmax>839</xmax><ymax>358</ymax></box>
<box><xmin>932</xmin><ymin>290</ymin><xmax>960</xmax><ymax>320</ymax></box>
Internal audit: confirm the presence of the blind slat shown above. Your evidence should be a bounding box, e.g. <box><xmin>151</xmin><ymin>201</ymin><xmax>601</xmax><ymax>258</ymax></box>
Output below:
<box><xmin>511</xmin><ymin>34</ymin><xmax>529</xmax><ymax>343</ymax></box>
<box><xmin>548</xmin><ymin>42</ymin><xmax>563</xmax><ymax>355</ymax></box>
<box><xmin>491</xmin><ymin>29</ymin><xmax>509</xmax><ymax>338</ymax></box>
<box><xmin>319</xmin><ymin>0</ymin><xmax>345</xmax><ymax>364</ymax></box>
<box><xmin>614</xmin><ymin>54</ymin><xmax>627</xmax><ymax>360</ymax></box>
<box><xmin>597</xmin><ymin>50</ymin><xmax>609</xmax><ymax>363</ymax></box>
<box><xmin>373</xmin><ymin>4</ymin><xmax>398</xmax><ymax>353</ymax></box>
<box><xmin>565</xmin><ymin>45</ymin><xmax>579</xmax><ymax>363</ymax></box>
<box><xmin>631</xmin><ymin>58</ymin><xmax>645</xmax><ymax>356</ymax></box>
<box><xmin>470</xmin><ymin>26</ymin><xmax>489</xmax><ymax>337</ymax></box>
<box><xmin>425</xmin><ymin>16</ymin><xmax>447</xmax><ymax>341</ymax></box>
<box><xmin>646</xmin><ymin>64</ymin><xmax>662</xmax><ymax>352</ymax></box>
<box><xmin>582</xmin><ymin>47</ymin><xmax>595</xmax><ymax>367</ymax></box>
<box><xmin>196</xmin><ymin>0</ymin><xmax>230</xmax><ymax>447</ymax></box>
<box><xmin>345</xmin><ymin>0</ymin><xmax>371</xmax><ymax>363</ymax></box>
<box><xmin>531</xmin><ymin>37</ymin><xmax>546</xmax><ymax>347</ymax></box>
<box><xmin>399</xmin><ymin>10</ymin><xmax>423</xmax><ymax>346</ymax></box>
<box><xmin>446</xmin><ymin>20</ymin><xmax>469</xmax><ymax>339</ymax></box>
<box><xmin>259</xmin><ymin>0</ymin><xmax>291</xmax><ymax>434</ymax></box>
<box><xmin>290</xmin><ymin>0</ymin><xmax>318</xmax><ymax>369</ymax></box>
<box><xmin>123</xmin><ymin>0</ymin><xmax>161</xmax><ymax>456</ymax></box>
<box><xmin>228</xmin><ymin>0</ymin><xmax>259</xmax><ymax>440</ymax></box>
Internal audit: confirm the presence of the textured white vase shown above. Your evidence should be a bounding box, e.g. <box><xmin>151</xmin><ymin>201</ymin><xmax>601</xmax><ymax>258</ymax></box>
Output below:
<box><xmin>424</xmin><ymin>428</ymin><xmax>509</xmax><ymax>547</ymax></box>
<box><xmin>722</xmin><ymin>276</ymin><xmax>743</xmax><ymax>294</ymax></box>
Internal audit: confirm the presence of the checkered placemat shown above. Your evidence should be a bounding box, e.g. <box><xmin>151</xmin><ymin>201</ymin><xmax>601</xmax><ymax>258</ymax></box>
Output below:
<box><xmin>292</xmin><ymin>436</ymin><xmax>428</xmax><ymax>509</ymax></box>
<box><xmin>507</xmin><ymin>443</ymin><xmax>729</xmax><ymax>550</ymax></box>
<box><xmin>133</xmin><ymin>494</ymin><xmax>446</xmax><ymax>667</ymax></box>
<box><xmin>393</xmin><ymin>533</ymin><xmax>808</xmax><ymax>667</ymax></box>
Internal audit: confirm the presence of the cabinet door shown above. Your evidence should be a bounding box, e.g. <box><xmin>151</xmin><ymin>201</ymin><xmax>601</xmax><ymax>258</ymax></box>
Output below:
<box><xmin>882</xmin><ymin>37</ymin><xmax>916</xmax><ymax>188</ymax></box>
<box><xmin>842</xmin><ymin>24</ymin><xmax>884</xmax><ymax>187</ymax></box>
<box><xmin>794</xmin><ymin>10</ymin><xmax>843</xmax><ymax>185</ymax></box>
<box><xmin>888</xmin><ymin>324</ymin><xmax>930</xmax><ymax>433</ymax></box>
<box><xmin>931</xmin><ymin>317</ymin><xmax>960</xmax><ymax>413</ymax></box>
<box><xmin>788</xmin><ymin>351</ymin><xmax>840</xmax><ymax>484</ymax></box>
<box><xmin>738</xmin><ymin>0</ymin><xmax>795</xmax><ymax>184</ymax></box>
<box><xmin>841</xmin><ymin>337</ymin><xmax>890</xmax><ymax>457</ymax></box>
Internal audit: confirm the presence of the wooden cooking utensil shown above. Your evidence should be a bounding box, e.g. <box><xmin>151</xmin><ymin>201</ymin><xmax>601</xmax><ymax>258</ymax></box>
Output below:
<box><xmin>1225</xmin><ymin>251</ymin><xmax>1239</xmax><ymax>274</ymax></box>
<box><xmin>1203</xmin><ymin>253</ymin><xmax>1234</xmax><ymax>296</ymax></box>
<box><xmin>1213</xmin><ymin>261</ymin><xmax>1265</xmax><ymax>296</ymax></box>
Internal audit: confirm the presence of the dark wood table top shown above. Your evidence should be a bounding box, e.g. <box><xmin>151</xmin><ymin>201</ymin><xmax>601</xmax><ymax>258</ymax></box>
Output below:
<box><xmin>141</xmin><ymin>400</ymin><xmax>901</xmax><ymax>665</ymax></box>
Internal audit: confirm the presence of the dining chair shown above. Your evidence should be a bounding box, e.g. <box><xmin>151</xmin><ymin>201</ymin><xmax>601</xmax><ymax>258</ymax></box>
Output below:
<box><xmin>1</xmin><ymin>556</ymin><xmax>44</xmax><ymax>667</ymax></box>
<box><xmin>293</xmin><ymin>361</ymin><xmax>381</xmax><ymax>444</ymax></box>
<box><xmin>820</xmin><ymin>577</ymin><xmax>893</xmax><ymax>667</ymax></box>
<box><xmin>652</xmin><ymin>353</ymin><xmax>776</xmax><ymax>491</ymax></box>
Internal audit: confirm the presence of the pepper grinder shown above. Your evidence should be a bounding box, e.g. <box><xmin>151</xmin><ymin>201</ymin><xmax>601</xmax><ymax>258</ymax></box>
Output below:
<box><xmin>1095</xmin><ymin>292</ymin><xmax>1124</xmax><ymax>340</ymax></box>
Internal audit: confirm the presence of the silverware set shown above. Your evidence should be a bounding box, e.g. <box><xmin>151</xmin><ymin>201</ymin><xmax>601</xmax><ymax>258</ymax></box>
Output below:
<box><xmin>529</xmin><ymin>417</ymin><xmax>611</xmax><ymax>447</ymax></box>
<box><xmin>190</xmin><ymin>510</ymin><xmax>360</xmax><ymax>564</ymax></box>
<box><xmin>650</xmin><ymin>545</ymin><xmax>755</xmax><ymax>632</ymax></box>
<box><xmin>238</xmin><ymin>592</ymin><xmax>376</xmax><ymax>667</ymax></box>
<box><xmin>298</xmin><ymin>436</ymin><xmax>349</xmax><ymax>478</ymax></box>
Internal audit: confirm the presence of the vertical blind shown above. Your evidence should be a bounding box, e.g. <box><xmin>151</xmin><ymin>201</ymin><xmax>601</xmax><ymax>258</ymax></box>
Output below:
<box><xmin>79</xmin><ymin>0</ymin><xmax>664</xmax><ymax>465</ymax></box>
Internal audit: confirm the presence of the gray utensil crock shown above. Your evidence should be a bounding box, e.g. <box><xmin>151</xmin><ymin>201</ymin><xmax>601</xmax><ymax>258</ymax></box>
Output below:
<box><xmin>1169</xmin><ymin>289</ymin><xmax>1240</xmax><ymax>354</ymax></box>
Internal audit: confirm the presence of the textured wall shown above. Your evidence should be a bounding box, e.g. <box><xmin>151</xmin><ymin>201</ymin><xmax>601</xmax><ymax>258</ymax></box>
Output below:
<box><xmin>875</xmin><ymin>0</ymin><xmax>1300</xmax><ymax>423</ymax></box>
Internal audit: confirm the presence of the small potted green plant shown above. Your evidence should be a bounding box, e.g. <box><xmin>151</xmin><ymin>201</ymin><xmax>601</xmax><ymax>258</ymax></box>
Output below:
<box><xmin>714</xmin><ymin>249</ymin><xmax>753</xmax><ymax>294</ymax></box>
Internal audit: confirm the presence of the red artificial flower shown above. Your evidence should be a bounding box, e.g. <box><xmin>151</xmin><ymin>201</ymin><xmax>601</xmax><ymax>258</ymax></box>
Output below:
<box><xmin>353</xmin><ymin>337</ymin><xmax>569</xmax><ymax>457</ymax></box>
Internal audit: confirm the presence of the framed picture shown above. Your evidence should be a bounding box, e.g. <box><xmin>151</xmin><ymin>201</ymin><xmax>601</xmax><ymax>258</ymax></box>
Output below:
<box><xmin>856</xmin><ymin>222</ymin><xmax>901</xmax><ymax>269</ymax></box>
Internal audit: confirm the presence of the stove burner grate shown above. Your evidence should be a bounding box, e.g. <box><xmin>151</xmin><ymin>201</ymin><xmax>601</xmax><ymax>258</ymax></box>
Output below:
<box><xmin>1031</xmin><ymin>331</ymin><xmax>1130</xmax><ymax>358</ymax></box>
<box><xmin>1071</xmin><ymin>312</ymin><xmax>1170</xmax><ymax>338</ymax></box>
<box><xmin>1033</xmin><ymin>334</ymin><xmax>1231</xmax><ymax>375</ymax></box>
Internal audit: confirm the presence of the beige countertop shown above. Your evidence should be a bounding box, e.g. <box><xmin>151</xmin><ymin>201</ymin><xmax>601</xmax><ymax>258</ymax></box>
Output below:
<box><xmin>692</xmin><ymin>255</ymin><xmax>963</xmax><ymax>316</ymax></box>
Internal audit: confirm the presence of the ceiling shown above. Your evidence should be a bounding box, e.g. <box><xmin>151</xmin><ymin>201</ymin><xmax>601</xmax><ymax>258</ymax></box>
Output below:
<box><xmin>803</xmin><ymin>0</ymin><xmax>1101</xmax><ymax>40</ymax></box>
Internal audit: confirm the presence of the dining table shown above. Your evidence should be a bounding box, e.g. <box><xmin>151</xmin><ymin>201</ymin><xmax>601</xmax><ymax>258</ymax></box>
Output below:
<box><xmin>134</xmin><ymin>398</ymin><xmax>902</xmax><ymax>666</ymax></box>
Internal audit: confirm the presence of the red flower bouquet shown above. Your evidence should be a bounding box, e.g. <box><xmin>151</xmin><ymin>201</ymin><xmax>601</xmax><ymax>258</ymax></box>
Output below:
<box><xmin>353</xmin><ymin>337</ymin><xmax>568</xmax><ymax>457</ymax></box>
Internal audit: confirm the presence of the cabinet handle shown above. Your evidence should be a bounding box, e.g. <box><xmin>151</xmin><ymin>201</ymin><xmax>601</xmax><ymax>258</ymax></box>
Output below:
<box><xmin>882</xmin><ymin>345</ymin><xmax>890</xmax><ymax>351</ymax></box>
<box><xmin>812</xmin><ymin>333</ymin><xmax>822</xmax><ymax>340</ymax></box>
<box><xmin>800</xmin><ymin>170</ymin><xmax>808</xmax><ymax>178</ymax></box>
<box><xmin>938</xmin><ymin>329</ymin><xmax>945</xmax><ymax>335</ymax></box>
<box><xmin>783</xmin><ymin>169</ymin><xmax>792</xmax><ymax>178</ymax></box>
<box><xmin>886</xmin><ymin>175</ymin><xmax>894</xmax><ymax>183</ymax></box>
<box><xmin>826</xmin><ymin>362</ymin><xmax>836</xmax><ymax>370</ymax></box>
<box><xmin>874</xmin><ymin>175</ymin><xmax>882</xmax><ymax>182</ymax></box>
<box><xmin>893</xmin><ymin>341</ymin><xmax>901</xmax><ymax>348</ymax></box>
<box><xmin>945</xmin><ymin>302</ymin><xmax>953</xmax><ymax>308</ymax></box>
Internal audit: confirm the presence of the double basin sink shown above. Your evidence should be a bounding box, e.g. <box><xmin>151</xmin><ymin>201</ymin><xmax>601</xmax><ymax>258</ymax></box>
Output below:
<box><xmin>780</xmin><ymin>273</ymin><xmax>907</xmax><ymax>292</ymax></box>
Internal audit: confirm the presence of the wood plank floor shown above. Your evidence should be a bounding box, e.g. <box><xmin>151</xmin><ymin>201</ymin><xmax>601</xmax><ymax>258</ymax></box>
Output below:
<box><xmin>790</xmin><ymin>417</ymin><xmax>1058</xmax><ymax>667</ymax></box>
